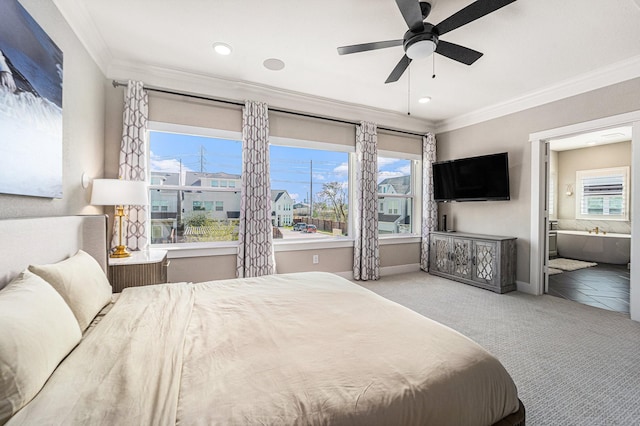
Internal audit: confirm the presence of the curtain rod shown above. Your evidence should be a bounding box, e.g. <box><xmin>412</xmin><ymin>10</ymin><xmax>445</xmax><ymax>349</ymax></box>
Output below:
<box><xmin>112</xmin><ymin>80</ymin><xmax>427</xmax><ymax>138</ymax></box>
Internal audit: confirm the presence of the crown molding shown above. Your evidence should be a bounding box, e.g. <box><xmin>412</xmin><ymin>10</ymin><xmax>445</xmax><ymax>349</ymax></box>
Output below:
<box><xmin>107</xmin><ymin>60</ymin><xmax>434</xmax><ymax>135</ymax></box>
<box><xmin>435</xmin><ymin>54</ymin><xmax>640</xmax><ymax>134</ymax></box>
<box><xmin>53</xmin><ymin>0</ymin><xmax>112</xmax><ymax>73</ymax></box>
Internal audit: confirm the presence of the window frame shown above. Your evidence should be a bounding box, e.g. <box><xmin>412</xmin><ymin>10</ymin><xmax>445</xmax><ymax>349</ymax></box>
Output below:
<box><xmin>146</xmin><ymin>122</ymin><xmax>422</xmax><ymax>254</ymax></box>
<box><xmin>147</xmin><ymin>122</ymin><xmax>243</xmax><ymax>248</ymax></box>
<box><xmin>269</xmin><ymin>136</ymin><xmax>354</xmax><ymax>243</ymax></box>
<box><xmin>575</xmin><ymin>166</ymin><xmax>630</xmax><ymax>221</ymax></box>
<box><xmin>377</xmin><ymin>150</ymin><xmax>422</xmax><ymax>238</ymax></box>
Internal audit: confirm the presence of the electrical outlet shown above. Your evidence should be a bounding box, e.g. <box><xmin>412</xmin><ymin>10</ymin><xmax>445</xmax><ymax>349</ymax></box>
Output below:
<box><xmin>313</xmin><ymin>255</ymin><xmax>319</xmax><ymax>264</ymax></box>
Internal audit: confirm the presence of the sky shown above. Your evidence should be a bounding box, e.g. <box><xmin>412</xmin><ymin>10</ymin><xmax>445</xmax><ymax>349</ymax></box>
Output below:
<box><xmin>149</xmin><ymin>131</ymin><xmax>411</xmax><ymax>203</ymax></box>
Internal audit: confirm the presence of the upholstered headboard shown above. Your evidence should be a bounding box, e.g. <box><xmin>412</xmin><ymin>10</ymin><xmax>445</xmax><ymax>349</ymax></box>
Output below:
<box><xmin>0</xmin><ymin>215</ymin><xmax>108</xmax><ymax>290</ymax></box>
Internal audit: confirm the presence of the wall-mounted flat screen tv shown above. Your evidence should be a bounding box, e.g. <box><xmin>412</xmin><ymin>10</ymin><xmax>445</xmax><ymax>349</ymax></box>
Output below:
<box><xmin>432</xmin><ymin>152</ymin><xmax>510</xmax><ymax>202</ymax></box>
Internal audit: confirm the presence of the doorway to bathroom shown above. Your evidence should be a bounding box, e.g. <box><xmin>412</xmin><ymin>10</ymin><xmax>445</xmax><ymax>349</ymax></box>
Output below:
<box><xmin>529</xmin><ymin>111</ymin><xmax>640</xmax><ymax>321</ymax></box>
<box><xmin>545</xmin><ymin>128</ymin><xmax>632</xmax><ymax>313</ymax></box>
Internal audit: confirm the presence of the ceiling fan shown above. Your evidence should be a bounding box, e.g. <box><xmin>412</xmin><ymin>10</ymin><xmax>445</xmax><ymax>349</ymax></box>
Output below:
<box><xmin>337</xmin><ymin>0</ymin><xmax>517</xmax><ymax>83</ymax></box>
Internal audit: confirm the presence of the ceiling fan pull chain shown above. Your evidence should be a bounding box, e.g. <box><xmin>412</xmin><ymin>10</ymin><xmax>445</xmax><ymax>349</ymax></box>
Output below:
<box><xmin>432</xmin><ymin>54</ymin><xmax>436</xmax><ymax>79</ymax></box>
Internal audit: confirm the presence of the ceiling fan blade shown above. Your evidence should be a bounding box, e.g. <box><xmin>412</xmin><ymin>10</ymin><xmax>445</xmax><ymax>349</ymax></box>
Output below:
<box><xmin>395</xmin><ymin>0</ymin><xmax>425</xmax><ymax>32</ymax></box>
<box><xmin>436</xmin><ymin>40</ymin><xmax>483</xmax><ymax>65</ymax></box>
<box><xmin>337</xmin><ymin>40</ymin><xmax>404</xmax><ymax>55</ymax></box>
<box><xmin>435</xmin><ymin>0</ymin><xmax>517</xmax><ymax>36</ymax></box>
<box><xmin>435</xmin><ymin>40</ymin><xmax>483</xmax><ymax>65</ymax></box>
<box><xmin>385</xmin><ymin>55</ymin><xmax>412</xmax><ymax>84</ymax></box>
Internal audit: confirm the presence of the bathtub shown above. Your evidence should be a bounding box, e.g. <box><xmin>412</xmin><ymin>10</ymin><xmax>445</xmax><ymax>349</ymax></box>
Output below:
<box><xmin>556</xmin><ymin>230</ymin><xmax>631</xmax><ymax>265</ymax></box>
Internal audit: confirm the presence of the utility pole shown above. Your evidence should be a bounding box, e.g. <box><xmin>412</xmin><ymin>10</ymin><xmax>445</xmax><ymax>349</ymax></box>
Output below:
<box><xmin>309</xmin><ymin>160</ymin><xmax>313</xmax><ymax>218</ymax></box>
<box><xmin>199</xmin><ymin>145</ymin><xmax>206</xmax><ymax>172</ymax></box>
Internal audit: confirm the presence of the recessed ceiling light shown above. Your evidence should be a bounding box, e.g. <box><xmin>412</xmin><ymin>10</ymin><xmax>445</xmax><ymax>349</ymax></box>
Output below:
<box><xmin>418</xmin><ymin>96</ymin><xmax>432</xmax><ymax>104</ymax></box>
<box><xmin>263</xmin><ymin>58</ymin><xmax>285</xmax><ymax>71</ymax></box>
<box><xmin>213</xmin><ymin>42</ymin><xmax>232</xmax><ymax>56</ymax></box>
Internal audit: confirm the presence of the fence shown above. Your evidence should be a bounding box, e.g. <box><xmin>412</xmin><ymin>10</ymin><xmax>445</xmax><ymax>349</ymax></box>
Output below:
<box><xmin>293</xmin><ymin>217</ymin><xmax>347</xmax><ymax>235</ymax></box>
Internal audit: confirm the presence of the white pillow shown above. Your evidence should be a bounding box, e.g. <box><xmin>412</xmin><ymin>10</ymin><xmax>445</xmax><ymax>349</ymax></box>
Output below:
<box><xmin>0</xmin><ymin>270</ymin><xmax>82</xmax><ymax>424</ymax></box>
<box><xmin>29</xmin><ymin>250</ymin><xmax>112</xmax><ymax>331</ymax></box>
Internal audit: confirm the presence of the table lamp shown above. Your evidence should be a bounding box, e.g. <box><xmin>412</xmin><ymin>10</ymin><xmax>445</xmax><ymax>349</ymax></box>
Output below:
<box><xmin>91</xmin><ymin>178</ymin><xmax>148</xmax><ymax>258</ymax></box>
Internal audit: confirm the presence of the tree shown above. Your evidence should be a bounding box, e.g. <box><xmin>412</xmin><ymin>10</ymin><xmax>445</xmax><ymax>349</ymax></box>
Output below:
<box><xmin>318</xmin><ymin>181</ymin><xmax>348</xmax><ymax>222</ymax></box>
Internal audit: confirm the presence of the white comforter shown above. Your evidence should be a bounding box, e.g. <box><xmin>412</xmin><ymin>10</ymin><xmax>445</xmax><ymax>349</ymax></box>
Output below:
<box><xmin>9</xmin><ymin>272</ymin><xmax>519</xmax><ymax>425</ymax></box>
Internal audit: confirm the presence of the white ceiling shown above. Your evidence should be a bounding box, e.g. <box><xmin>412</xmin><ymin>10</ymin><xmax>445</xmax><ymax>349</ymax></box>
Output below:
<box><xmin>53</xmin><ymin>0</ymin><xmax>640</xmax><ymax>132</ymax></box>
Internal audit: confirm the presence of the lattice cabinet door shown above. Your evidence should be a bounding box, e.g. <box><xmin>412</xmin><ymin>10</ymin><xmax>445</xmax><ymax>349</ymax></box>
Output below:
<box><xmin>472</xmin><ymin>240</ymin><xmax>498</xmax><ymax>285</ymax></box>
<box><xmin>430</xmin><ymin>234</ymin><xmax>451</xmax><ymax>274</ymax></box>
<box><xmin>451</xmin><ymin>237</ymin><xmax>473</xmax><ymax>279</ymax></box>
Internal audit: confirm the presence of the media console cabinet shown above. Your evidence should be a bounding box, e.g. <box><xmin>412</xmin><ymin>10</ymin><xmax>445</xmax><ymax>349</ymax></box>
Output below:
<box><xmin>429</xmin><ymin>231</ymin><xmax>517</xmax><ymax>294</ymax></box>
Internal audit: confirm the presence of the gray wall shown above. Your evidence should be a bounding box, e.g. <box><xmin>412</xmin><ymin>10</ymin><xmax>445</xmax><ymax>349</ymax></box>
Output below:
<box><xmin>437</xmin><ymin>77</ymin><xmax>640</xmax><ymax>284</ymax></box>
<box><xmin>556</xmin><ymin>141</ymin><xmax>632</xmax><ymax>233</ymax></box>
<box><xmin>0</xmin><ymin>0</ymin><xmax>106</xmax><ymax>219</ymax></box>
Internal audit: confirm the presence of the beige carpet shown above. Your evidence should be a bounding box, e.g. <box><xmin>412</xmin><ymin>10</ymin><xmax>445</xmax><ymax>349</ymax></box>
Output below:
<box><xmin>549</xmin><ymin>258</ymin><xmax>597</xmax><ymax>271</ymax></box>
<box><xmin>358</xmin><ymin>272</ymin><xmax>640</xmax><ymax>425</ymax></box>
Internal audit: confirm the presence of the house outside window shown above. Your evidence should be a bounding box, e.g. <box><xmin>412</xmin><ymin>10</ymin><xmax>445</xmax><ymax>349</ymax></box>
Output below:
<box><xmin>148</xmin><ymin>127</ymin><xmax>242</xmax><ymax>244</ymax></box>
<box><xmin>269</xmin><ymin>140</ymin><xmax>352</xmax><ymax>239</ymax></box>
<box><xmin>377</xmin><ymin>155</ymin><xmax>421</xmax><ymax>235</ymax></box>
<box><xmin>575</xmin><ymin>166</ymin><xmax>629</xmax><ymax>220</ymax></box>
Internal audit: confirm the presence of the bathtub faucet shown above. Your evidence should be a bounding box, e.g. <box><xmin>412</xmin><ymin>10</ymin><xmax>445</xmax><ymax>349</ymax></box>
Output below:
<box><xmin>589</xmin><ymin>226</ymin><xmax>600</xmax><ymax>234</ymax></box>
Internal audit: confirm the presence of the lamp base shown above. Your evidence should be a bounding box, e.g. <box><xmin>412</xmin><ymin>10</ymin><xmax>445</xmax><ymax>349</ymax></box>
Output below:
<box><xmin>110</xmin><ymin>245</ymin><xmax>132</xmax><ymax>258</ymax></box>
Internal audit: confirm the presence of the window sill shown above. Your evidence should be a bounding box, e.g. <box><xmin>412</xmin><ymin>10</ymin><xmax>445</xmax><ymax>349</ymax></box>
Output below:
<box><xmin>154</xmin><ymin>234</ymin><xmax>422</xmax><ymax>258</ymax></box>
<box><xmin>155</xmin><ymin>242</ymin><xmax>238</xmax><ymax>258</ymax></box>
<box><xmin>379</xmin><ymin>235</ymin><xmax>422</xmax><ymax>245</ymax></box>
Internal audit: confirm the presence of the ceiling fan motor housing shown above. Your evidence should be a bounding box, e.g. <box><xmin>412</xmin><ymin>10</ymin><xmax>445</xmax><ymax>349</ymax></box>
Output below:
<box><xmin>404</xmin><ymin>23</ymin><xmax>439</xmax><ymax>60</ymax></box>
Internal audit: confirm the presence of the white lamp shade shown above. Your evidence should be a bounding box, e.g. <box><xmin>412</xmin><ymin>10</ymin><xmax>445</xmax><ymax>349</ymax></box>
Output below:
<box><xmin>90</xmin><ymin>179</ymin><xmax>148</xmax><ymax>206</ymax></box>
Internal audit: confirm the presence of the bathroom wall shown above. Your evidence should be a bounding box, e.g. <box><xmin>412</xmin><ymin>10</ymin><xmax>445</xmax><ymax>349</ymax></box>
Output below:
<box><xmin>556</xmin><ymin>141</ymin><xmax>632</xmax><ymax>234</ymax></box>
<box><xmin>549</xmin><ymin>150</ymin><xmax>559</xmax><ymax>221</ymax></box>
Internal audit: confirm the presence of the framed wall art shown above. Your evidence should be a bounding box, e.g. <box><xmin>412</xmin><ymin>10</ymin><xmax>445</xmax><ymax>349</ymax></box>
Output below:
<box><xmin>0</xmin><ymin>0</ymin><xmax>63</xmax><ymax>198</ymax></box>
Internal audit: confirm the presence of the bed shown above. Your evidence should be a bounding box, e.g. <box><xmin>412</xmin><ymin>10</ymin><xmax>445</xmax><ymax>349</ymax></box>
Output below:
<box><xmin>0</xmin><ymin>215</ymin><xmax>525</xmax><ymax>425</ymax></box>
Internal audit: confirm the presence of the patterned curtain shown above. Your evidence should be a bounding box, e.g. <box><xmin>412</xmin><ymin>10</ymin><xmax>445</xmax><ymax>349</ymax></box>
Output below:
<box><xmin>236</xmin><ymin>101</ymin><xmax>276</xmax><ymax>278</ymax></box>
<box><xmin>420</xmin><ymin>132</ymin><xmax>438</xmax><ymax>271</ymax></box>
<box><xmin>353</xmin><ymin>121</ymin><xmax>379</xmax><ymax>281</ymax></box>
<box><xmin>112</xmin><ymin>80</ymin><xmax>148</xmax><ymax>252</ymax></box>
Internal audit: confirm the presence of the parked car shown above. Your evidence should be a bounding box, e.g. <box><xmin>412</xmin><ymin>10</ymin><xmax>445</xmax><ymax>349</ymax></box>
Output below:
<box><xmin>304</xmin><ymin>224</ymin><xmax>317</xmax><ymax>233</ymax></box>
<box><xmin>293</xmin><ymin>222</ymin><xmax>307</xmax><ymax>231</ymax></box>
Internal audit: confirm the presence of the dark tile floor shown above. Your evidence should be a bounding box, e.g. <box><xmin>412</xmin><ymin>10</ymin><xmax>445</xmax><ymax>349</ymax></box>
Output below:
<box><xmin>548</xmin><ymin>262</ymin><xmax>630</xmax><ymax>314</ymax></box>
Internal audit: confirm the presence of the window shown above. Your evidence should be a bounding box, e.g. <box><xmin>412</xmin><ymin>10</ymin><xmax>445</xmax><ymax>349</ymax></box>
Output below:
<box><xmin>576</xmin><ymin>167</ymin><xmax>629</xmax><ymax>220</ymax></box>
<box><xmin>269</xmin><ymin>141</ymin><xmax>351</xmax><ymax>239</ymax></box>
<box><xmin>377</xmin><ymin>155</ymin><xmax>420</xmax><ymax>235</ymax></box>
<box><xmin>148</xmin><ymin>128</ymin><xmax>242</xmax><ymax>244</ymax></box>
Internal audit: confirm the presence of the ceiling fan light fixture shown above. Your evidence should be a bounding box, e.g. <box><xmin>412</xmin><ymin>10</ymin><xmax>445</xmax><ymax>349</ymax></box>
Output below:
<box><xmin>213</xmin><ymin>42</ymin><xmax>232</xmax><ymax>56</ymax></box>
<box><xmin>405</xmin><ymin>37</ymin><xmax>437</xmax><ymax>60</ymax></box>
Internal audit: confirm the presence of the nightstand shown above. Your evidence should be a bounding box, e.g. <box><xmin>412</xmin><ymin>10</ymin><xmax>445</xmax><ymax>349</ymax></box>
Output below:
<box><xmin>108</xmin><ymin>249</ymin><xmax>169</xmax><ymax>293</ymax></box>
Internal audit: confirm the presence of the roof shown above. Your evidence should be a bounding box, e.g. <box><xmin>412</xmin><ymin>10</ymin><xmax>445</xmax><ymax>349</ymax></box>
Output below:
<box><xmin>378</xmin><ymin>175</ymin><xmax>411</xmax><ymax>195</ymax></box>
<box><xmin>378</xmin><ymin>213</ymin><xmax>401</xmax><ymax>223</ymax></box>
<box><xmin>271</xmin><ymin>189</ymin><xmax>290</xmax><ymax>203</ymax></box>
<box><xmin>185</xmin><ymin>171</ymin><xmax>241</xmax><ymax>186</ymax></box>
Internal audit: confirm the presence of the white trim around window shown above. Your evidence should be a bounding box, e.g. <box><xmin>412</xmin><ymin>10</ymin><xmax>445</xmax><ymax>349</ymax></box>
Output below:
<box><xmin>377</xmin><ymin>150</ymin><xmax>422</xmax><ymax>238</ymax></box>
<box><xmin>575</xmin><ymin>166</ymin><xmax>630</xmax><ymax>221</ymax></box>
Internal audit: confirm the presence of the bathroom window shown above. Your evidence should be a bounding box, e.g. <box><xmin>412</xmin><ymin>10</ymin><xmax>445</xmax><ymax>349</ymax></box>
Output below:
<box><xmin>576</xmin><ymin>167</ymin><xmax>629</xmax><ymax>221</ymax></box>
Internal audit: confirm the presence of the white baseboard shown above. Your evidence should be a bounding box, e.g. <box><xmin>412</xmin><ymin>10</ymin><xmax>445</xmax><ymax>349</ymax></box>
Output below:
<box><xmin>380</xmin><ymin>263</ymin><xmax>422</xmax><ymax>277</ymax></box>
<box><xmin>516</xmin><ymin>280</ymin><xmax>538</xmax><ymax>295</ymax></box>
<box><xmin>334</xmin><ymin>263</ymin><xmax>422</xmax><ymax>281</ymax></box>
